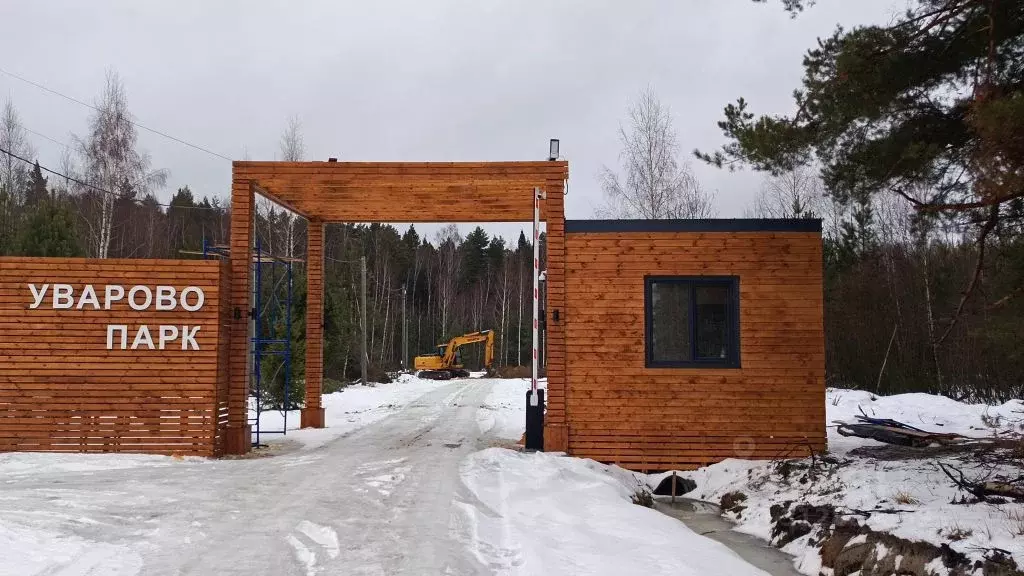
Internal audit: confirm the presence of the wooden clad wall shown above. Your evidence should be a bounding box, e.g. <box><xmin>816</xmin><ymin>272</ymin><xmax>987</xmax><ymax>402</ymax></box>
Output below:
<box><xmin>0</xmin><ymin>257</ymin><xmax>227</xmax><ymax>456</ymax></box>
<box><xmin>226</xmin><ymin>178</ymin><xmax>254</xmax><ymax>454</ymax></box>
<box><xmin>233</xmin><ymin>161</ymin><xmax>569</xmax><ymax>223</ymax></box>
<box><xmin>214</xmin><ymin>259</ymin><xmax>232</xmax><ymax>455</ymax></box>
<box><xmin>543</xmin><ymin>179</ymin><xmax>568</xmax><ymax>451</ymax></box>
<box><xmin>301</xmin><ymin>220</ymin><xmax>325</xmax><ymax>428</ymax></box>
<box><xmin>563</xmin><ymin>228</ymin><xmax>826</xmax><ymax>471</ymax></box>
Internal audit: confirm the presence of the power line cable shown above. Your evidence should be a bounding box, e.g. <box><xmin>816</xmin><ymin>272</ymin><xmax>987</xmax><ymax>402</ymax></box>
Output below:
<box><xmin>0</xmin><ymin>145</ymin><xmax>223</xmax><ymax>212</ymax></box>
<box><xmin>0</xmin><ymin>67</ymin><xmax>233</xmax><ymax>161</ymax></box>
<box><xmin>23</xmin><ymin>126</ymin><xmax>72</xmax><ymax>151</ymax></box>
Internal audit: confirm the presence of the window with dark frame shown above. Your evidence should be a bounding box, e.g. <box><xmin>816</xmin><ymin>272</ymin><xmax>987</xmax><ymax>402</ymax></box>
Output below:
<box><xmin>645</xmin><ymin>276</ymin><xmax>740</xmax><ymax>368</ymax></box>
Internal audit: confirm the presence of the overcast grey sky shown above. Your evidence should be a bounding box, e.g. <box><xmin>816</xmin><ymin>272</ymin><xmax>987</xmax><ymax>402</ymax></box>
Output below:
<box><xmin>1</xmin><ymin>0</ymin><xmax>901</xmax><ymax>240</ymax></box>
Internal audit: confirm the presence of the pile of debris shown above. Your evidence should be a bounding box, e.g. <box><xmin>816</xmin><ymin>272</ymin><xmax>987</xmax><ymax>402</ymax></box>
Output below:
<box><xmin>835</xmin><ymin>409</ymin><xmax>1024</xmax><ymax>503</ymax></box>
<box><xmin>836</xmin><ymin>411</ymin><xmax>965</xmax><ymax>447</ymax></box>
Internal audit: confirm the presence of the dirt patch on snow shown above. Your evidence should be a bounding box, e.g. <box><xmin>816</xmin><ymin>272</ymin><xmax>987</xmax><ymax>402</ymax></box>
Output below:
<box><xmin>721</xmin><ymin>491</ymin><xmax>748</xmax><ymax>517</ymax></box>
<box><xmin>769</xmin><ymin>502</ymin><xmax>1023</xmax><ymax>576</ymax></box>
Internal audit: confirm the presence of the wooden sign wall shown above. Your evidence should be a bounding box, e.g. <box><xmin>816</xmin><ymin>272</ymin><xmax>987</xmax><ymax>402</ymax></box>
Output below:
<box><xmin>0</xmin><ymin>257</ymin><xmax>229</xmax><ymax>456</ymax></box>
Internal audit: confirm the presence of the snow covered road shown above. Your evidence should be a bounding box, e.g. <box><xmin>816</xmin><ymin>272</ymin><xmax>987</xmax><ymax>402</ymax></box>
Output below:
<box><xmin>2</xmin><ymin>378</ymin><xmax>768</xmax><ymax>576</ymax></box>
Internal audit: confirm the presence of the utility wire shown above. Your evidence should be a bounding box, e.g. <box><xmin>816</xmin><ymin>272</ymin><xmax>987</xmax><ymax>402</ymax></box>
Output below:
<box><xmin>0</xmin><ymin>145</ymin><xmax>223</xmax><ymax>212</ymax></box>
<box><xmin>0</xmin><ymin>67</ymin><xmax>233</xmax><ymax>161</ymax></box>
<box><xmin>23</xmin><ymin>126</ymin><xmax>72</xmax><ymax>151</ymax></box>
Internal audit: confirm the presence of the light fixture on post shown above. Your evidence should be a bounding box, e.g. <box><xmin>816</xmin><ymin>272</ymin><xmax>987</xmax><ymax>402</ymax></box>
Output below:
<box><xmin>548</xmin><ymin>139</ymin><xmax>560</xmax><ymax>161</ymax></box>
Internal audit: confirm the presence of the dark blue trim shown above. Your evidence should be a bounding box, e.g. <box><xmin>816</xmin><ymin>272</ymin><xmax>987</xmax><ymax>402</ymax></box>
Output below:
<box><xmin>566</xmin><ymin>218</ymin><xmax>821</xmax><ymax>234</ymax></box>
<box><xmin>644</xmin><ymin>275</ymin><xmax>741</xmax><ymax>369</ymax></box>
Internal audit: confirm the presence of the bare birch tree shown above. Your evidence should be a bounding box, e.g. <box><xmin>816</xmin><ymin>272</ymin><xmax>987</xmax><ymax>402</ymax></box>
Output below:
<box><xmin>435</xmin><ymin>224</ymin><xmax>461</xmax><ymax>339</ymax></box>
<box><xmin>599</xmin><ymin>88</ymin><xmax>715</xmax><ymax>219</ymax></box>
<box><xmin>278</xmin><ymin>116</ymin><xmax>304</xmax><ymax>259</ymax></box>
<box><xmin>76</xmin><ymin>71</ymin><xmax>166</xmax><ymax>258</ymax></box>
<box><xmin>495</xmin><ymin>257</ymin><xmax>514</xmax><ymax>366</ymax></box>
<box><xmin>0</xmin><ymin>100</ymin><xmax>36</xmax><ymax>253</ymax></box>
<box><xmin>747</xmin><ymin>166</ymin><xmax>823</xmax><ymax>219</ymax></box>
<box><xmin>279</xmin><ymin>116</ymin><xmax>305</xmax><ymax>162</ymax></box>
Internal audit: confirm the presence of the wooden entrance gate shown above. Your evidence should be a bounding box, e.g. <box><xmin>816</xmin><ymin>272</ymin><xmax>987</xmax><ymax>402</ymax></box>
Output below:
<box><xmin>224</xmin><ymin>160</ymin><xmax>570</xmax><ymax>455</ymax></box>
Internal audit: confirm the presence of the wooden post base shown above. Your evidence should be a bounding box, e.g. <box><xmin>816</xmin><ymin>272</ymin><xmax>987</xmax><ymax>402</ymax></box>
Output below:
<box><xmin>300</xmin><ymin>407</ymin><xmax>326</xmax><ymax>429</ymax></box>
<box><xmin>223</xmin><ymin>425</ymin><xmax>251</xmax><ymax>456</ymax></box>
<box><xmin>543</xmin><ymin>423</ymin><xmax>568</xmax><ymax>453</ymax></box>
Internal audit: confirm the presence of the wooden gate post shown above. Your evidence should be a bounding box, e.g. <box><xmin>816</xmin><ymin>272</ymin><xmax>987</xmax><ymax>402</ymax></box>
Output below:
<box><xmin>543</xmin><ymin>177</ymin><xmax>569</xmax><ymax>453</ymax></box>
<box><xmin>224</xmin><ymin>176</ymin><xmax>254</xmax><ymax>455</ymax></box>
<box><xmin>301</xmin><ymin>219</ymin><xmax>325</xmax><ymax>428</ymax></box>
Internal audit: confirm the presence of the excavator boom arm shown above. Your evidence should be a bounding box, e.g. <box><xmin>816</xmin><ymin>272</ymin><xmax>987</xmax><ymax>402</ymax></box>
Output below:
<box><xmin>442</xmin><ymin>330</ymin><xmax>494</xmax><ymax>369</ymax></box>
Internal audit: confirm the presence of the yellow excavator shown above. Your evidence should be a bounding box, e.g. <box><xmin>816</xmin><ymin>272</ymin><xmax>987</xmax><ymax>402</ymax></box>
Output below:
<box><xmin>414</xmin><ymin>330</ymin><xmax>494</xmax><ymax>380</ymax></box>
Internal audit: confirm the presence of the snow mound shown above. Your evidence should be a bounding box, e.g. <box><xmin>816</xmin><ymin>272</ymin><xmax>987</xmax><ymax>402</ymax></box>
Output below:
<box><xmin>453</xmin><ymin>448</ymin><xmax>769</xmax><ymax>575</ymax></box>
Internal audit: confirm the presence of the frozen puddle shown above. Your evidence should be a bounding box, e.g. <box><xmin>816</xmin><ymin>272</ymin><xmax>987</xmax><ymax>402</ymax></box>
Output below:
<box><xmin>654</xmin><ymin>499</ymin><xmax>802</xmax><ymax>576</ymax></box>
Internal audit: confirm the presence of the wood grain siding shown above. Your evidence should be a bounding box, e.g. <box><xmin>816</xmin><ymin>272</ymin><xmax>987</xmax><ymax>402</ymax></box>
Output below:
<box><xmin>0</xmin><ymin>258</ymin><xmax>227</xmax><ymax>456</ymax></box>
<box><xmin>301</xmin><ymin>220</ymin><xmax>325</xmax><ymax>428</ymax></box>
<box><xmin>225</xmin><ymin>178</ymin><xmax>254</xmax><ymax>454</ymax></box>
<box><xmin>563</xmin><ymin>230</ymin><xmax>826</xmax><ymax>471</ymax></box>
<box><xmin>233</xmin><ymin>161</ymin><xmax>569</xmax><ymax>222</ymax></box>
<box><xmin>214</xmin><ymin>259</ymin><xmax>232</xmax><ymax>454</ymax></box>
<box><xmin>543</xmin><ymin>179</ymin><xmax>568</xmax><ymax>451</ymax></box>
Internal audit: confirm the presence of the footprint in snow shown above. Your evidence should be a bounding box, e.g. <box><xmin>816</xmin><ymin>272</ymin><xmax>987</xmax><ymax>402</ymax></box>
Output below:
<box><xmin>286</xmin><ymin>520</ymin><xmax>340</xmax><ymax>576</ymax></box>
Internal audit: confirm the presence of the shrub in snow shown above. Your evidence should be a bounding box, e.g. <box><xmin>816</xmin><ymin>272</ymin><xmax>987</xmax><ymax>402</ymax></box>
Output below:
<box><xmin>630</xmin><ymin>487</ymin><xmax>654</xmax><ymax>508</ymax></box>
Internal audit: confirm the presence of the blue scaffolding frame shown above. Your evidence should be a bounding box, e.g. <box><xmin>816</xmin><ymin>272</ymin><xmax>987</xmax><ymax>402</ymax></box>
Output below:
<box><xmin>203</xmin><ymin>238</ymin><xmax>294</xmax><ymax>447</ymax></box>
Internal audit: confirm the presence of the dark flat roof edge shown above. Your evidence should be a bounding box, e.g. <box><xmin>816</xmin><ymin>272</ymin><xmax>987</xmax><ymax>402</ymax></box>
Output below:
<box><xmin>564</xmin><ymin>218</ymin><xmax>822</xmax><ymax>233</ymax></box>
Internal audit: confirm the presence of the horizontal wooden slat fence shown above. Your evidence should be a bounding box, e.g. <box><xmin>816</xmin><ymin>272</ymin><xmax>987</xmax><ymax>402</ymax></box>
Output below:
<box><xmin>0</xmin><ymin>257</ymin><xmax>229</xmax><ymax>456</ymax></box>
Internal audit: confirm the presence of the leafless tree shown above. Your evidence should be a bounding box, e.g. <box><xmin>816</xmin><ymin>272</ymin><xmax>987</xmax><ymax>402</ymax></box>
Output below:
<box><xmin>55</xmin><ymin>147</ymin><xmax>76</xmax><ymax>198</ymax></box>
<box><xmin>516</xmin><ymin>254</ymin><xmax>525</xmax><ymax>366</ymax></box>
<box><xmin>277</xmin><ymin>115</ymin><xmax>305</xmax><ymax>259</ymax></box>
<box><xmin>747</xmin><ymin>167</ymin><xmax>823</xmax><ymax>219</ymax></box>
<box><xmin>494</xmin><ymin>257</ymin><xmax>515</xmax><ymax>366</ymax></box>
<box><xmin>279</xmin><ymin>116</ymin><xmax>305</xmax><ymax>162</ymax></box>
<box><xmin>76</xmin><ymin>71</ymin><xmax>166</xmax><ymax>258</ymax></box>
<box><xmin>599</xmin><ymin>88</ymin><xmax>715</xmax><ymax>219</ymax></box>
<box><xmin>435</xmin><ymin>224</ymin><xmax>461</xmax><ymax>339</ymax></box>
<box><xmin>0</xmin><ymin>100</ymin><xmax>36</xmax><ymax>252</ymax></box>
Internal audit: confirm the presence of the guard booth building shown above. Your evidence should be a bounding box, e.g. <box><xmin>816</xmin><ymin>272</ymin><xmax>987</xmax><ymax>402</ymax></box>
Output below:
<box><xmin>547</xmin><ymin>219</ymin><xmax>826</xmax><ymax>471</ymax></box>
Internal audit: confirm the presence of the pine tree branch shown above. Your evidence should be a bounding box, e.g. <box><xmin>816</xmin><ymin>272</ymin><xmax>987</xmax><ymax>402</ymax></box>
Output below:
<box><xmin>935</xmin><ymin>203</ymin><xmax>999</xmax><ymax>344</ymax></box>
<box><xmin>917</xmin><ymin>190</ymin><xmax>1024</xmax><ymax>212</ymax></box>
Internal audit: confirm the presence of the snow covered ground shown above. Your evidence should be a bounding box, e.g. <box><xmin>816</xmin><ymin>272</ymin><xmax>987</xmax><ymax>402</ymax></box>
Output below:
<box><xmin>475</xmin><ymin>377</ymin><xmax>535</xmax><ymax>442</ymax></box>
<box><xmin>666</xmin><ymin>389</ymin><xmax>1024</xmax><ymax>575</ymax></box>
<box><xmin>0</xmin><ymin>375</ymin><xmax>770</xmax><ymax>576</ymax></box>
<box><xmin>251</xmin><ymin>373</ymin><xmax>452</xmax><ymax>449</ymax></box>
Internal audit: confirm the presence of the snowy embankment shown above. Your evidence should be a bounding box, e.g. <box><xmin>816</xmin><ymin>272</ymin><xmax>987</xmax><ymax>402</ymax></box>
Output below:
<box><xmin>254</xmin><ymin>373</ymin><xmax>451</xmax><ymax>449</ymax></box>
<box><xmin>663</xmin><ymin>389</ymin><xmax>1024</xmax><ymax>575</ymax></box>
<box><xmin>476</xmin><ymin>377</ymin><xmax>539</xmax><ymax>441</ymax></box>
<box><xmin>453</xmin><ymin>448</ymin><xmax>769</xmax><ymax>575</ymax></box>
